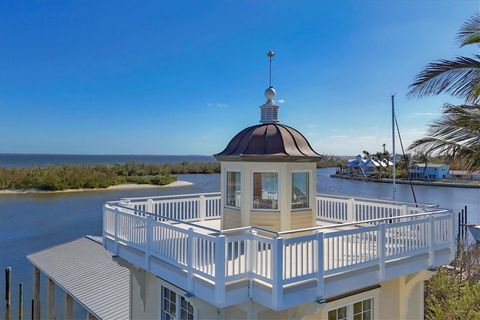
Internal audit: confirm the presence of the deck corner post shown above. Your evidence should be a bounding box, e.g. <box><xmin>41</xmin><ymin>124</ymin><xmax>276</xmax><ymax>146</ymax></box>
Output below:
<box><xmin>315</xmin><ymin>231</ymin><xmax>325</xmax><ymax>298</ymax></box>
<box><xmin>427</xmin><ymin>215</ymin><xmax>435</xmax><ymax>266</ymax></box>
<box><xmin>347</xmin><ymin>198</ymin><xmax>355</xmax><ymax>222</ymax></box>
<box><xmin>33</xmin><ymin>266</ymin><xmax>40</xmax><ymax>320</ymax></box>
<box><xmin>199</xmin><ymin>195</ymin><xmax>206</xmax><ymax>221</ymax></box>
<box><xmin>377</xmin><ymin>223</ymin><xmax>386</xmax><ymax>281</ymax></box>
<box><xmin>214</xmin><ymin>234</ymin><xmax>226</xmax><ymax>306</ymax></box>
<box><xmin>187</xmin><ymin>228</ymin><xmax>195</xmax><ymax>292</ymax></box>
<box><xmin>47</xmin><ymin>278</ymin><xmax>55</xmax><ymax>320</ymax></box>
<box><xmin>272</xmin><ymin>236</ymin><xmax>284</xmax><ymax>309</ymax></box>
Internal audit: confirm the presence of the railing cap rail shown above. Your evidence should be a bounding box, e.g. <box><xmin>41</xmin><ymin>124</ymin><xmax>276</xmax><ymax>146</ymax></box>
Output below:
<box><xmin>278</xmin><ymin>209</ymin><xmax>452</xmax><ymax>236</ymax></box>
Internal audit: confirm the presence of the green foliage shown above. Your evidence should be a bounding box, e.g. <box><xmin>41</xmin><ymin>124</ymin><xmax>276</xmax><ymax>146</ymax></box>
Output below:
<box><xmin>425</xmin><ymin>244</ymin><xmax>480</xmax><ymax>320</ymax></box>
<box><xmin>426</xmin><ymin>270</ymin><xmax>480</xmax><ymax>320</ymax></box>
<box><xmin>0</xmin><ymin>161</ymin><xmax>220</xmax><ymax>191</ymax></box>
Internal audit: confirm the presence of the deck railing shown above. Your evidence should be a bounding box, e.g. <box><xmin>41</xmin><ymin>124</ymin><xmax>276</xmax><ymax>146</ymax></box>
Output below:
<box><xmin>103</xmin><ymin>193</ymin><xmax>455</xmax><ymax>309</ymax></box>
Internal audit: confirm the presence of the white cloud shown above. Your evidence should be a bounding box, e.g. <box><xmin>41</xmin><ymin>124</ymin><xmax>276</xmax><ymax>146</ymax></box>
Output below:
<box><xmin>329</xmin><ymin>135</ymin><xmax>348</xmax><ymax>138</ymax></box>
<box><xmin>278</xmin><ymin>99</ymin><xmax>285</xmax><ymax>104</ymax></box>
<box><xmin>409</xmin><ymin>112</ymin><xmax>437</xmax><ymax>117</ymax></box>
<box><xmin>206</xmin><ymin>102</ymin><xmax>228</xmax><ymax>108</ymax></box>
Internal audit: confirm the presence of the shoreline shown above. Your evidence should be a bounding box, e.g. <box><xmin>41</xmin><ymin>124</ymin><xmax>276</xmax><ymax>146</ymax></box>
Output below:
<box><xmin>0</xmin><ymin>180</ymin><xmax>194</xmax><ymax>195</ymax></box>
<box><xmin>331</xmin><ymin>174</ymin><xmax>480</xmax><ymax>189</ymax></box>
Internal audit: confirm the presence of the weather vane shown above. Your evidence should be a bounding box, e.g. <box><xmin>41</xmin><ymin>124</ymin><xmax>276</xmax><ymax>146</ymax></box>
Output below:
<box><xmin>267</xmin><ymin>50</ymin><xmax>276</xmax><ymax>88</ymax></box>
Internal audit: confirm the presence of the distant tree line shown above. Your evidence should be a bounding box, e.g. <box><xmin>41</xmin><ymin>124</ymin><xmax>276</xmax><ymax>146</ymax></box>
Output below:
<box><xmin>0</xmin><ymin>161</ymin><xmax>221</xmax><ymax>191</ymax></box>
<box><xmin>316</xmin><ymin>155</ymin><xmax>347</xmax><ymax>168</ymax></box>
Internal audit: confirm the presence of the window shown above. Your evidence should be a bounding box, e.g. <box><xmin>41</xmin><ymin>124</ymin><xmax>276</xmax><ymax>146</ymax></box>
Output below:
<box><xmin>253</xmin><ymin>172</ymin><xmax>279</xmax><ymax>210</ymax></box>
<box><xmin>162</xmin><ymin>287</ymin><xmax>177</xmax><ymax>320</ymax></box>
<box><xmin>328</xmin><ymin>298</ymin><xmax>373</xmax><ymax>320</ymax></box>
<box><xmin>226</xmin><ymin>172</ymin><xmax>241</xmax><ymax>207</ymax></box>
<box><xmin>292</xmin><ymin>172</ymin><xmax>309</xmax><ymax>209</ymax></box>
<box><xmin>162</xmin><ymin>287</ymin><xmax>195</xmax><ymax>320</ymax></box>
<box><xmin>353</xmin><ymin>298</ymin><xmax>372</xmax><ymax>320</ymax></box>
<box><xmin>328</xmin><ymin>306</ymin><xmax>347</xmax><ymax>320</ymax></box>
<box><xmin>180</xmin><ymin>297</ymin><xmax>194</xmax><ymax>320</ymax></box>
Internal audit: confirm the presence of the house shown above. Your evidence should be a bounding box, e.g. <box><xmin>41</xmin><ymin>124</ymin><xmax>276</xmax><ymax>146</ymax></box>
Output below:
<box><xmin>409</xmin><ymin>163</ymin><xmax>450</xmax><ymax>181</ymax></box>
<box><xmin>346</xmin><ymin>155</ymin><xmax>391</xmax><ymax>176</ymax></box>
<box><xmin>28</xmin><ymin>63</ymin><xmax>455</xmax><ymax>320</ymax></box>
<box><xmin>449</xmin><ymin>170</ymin><xmax>480</xmax><ymax>181</ymax></box>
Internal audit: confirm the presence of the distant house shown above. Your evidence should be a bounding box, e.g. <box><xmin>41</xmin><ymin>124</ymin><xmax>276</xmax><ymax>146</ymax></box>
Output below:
<box><xmin>346</xmin><ymin>155</ymin><xmax>390</xmax><ymax>176</ymax></box>
<box><xmin>449</xmin><ymin>170</ymin><xmax>480</xmax><ymax>181</ymax></box>
<box><xmin>409</xmin><ymin>163</ymin><xmax>449</xmax><ymax>181</ymax></box>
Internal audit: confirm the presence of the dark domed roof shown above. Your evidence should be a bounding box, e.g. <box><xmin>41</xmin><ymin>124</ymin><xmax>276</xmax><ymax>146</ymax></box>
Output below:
<box><xmin>214</xmin><ymin>123</ymin><xmax>321</xmax><ymax>162</ymax></box>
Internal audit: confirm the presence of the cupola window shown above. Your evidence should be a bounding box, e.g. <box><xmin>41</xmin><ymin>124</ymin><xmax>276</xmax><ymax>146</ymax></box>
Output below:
<box><xmin>292</xmin><ymin>172</ymin><xmax>309</xmax><ymax>209</ymax></box>
<box><xmin>253</xmin><ymin>172</ymin><xmax>279</xmax><ymax>210</ymax></box>
<box><xmin>226</xmin><ymin>172</ymin><xmax>241</xmax><ymax>208</ymax></box>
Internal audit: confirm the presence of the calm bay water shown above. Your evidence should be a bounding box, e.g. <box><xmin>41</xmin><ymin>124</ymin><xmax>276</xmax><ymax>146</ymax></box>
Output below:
<box><xmin>0</xmin><ymin>165</ymin><xmax>479</xmax><ymax>318</ymax></box>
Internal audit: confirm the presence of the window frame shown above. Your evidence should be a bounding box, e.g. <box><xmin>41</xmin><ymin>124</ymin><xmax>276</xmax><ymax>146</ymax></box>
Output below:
<box><xmin>325</xmin><ymin>292</ymin><xmax>378</xmax><ymax>320</ymax></box>
<box><xmin>291</xmin><ymin>170</ymin><xmax>311</xmax><ymax>211</ymax></box>
<box><xmin>251</xmin><ymin>170</ymin><xmax>280</xmax><ymax>212</ymax></box>
<box><xmin>160</xmin><ymin>284</ymin><xmax>197</xmax><ymax>320</ymax></box>
<box><xmin>225</xmin><ymin>171</ymin><xmax>241</xmax><ymax>209</ymax></box>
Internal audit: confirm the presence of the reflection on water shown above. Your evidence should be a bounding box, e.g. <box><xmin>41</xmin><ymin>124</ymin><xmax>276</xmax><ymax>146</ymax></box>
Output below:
<box><xmin>0</xmin><ymin>169</ymin><xmax>479</xmax><ymax>318</ymax></box>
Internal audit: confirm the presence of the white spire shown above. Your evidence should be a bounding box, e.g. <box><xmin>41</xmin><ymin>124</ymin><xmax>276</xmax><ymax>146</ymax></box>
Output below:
<box><xmin>260</xmin><ymin>51</ymin><xmax>280</xmax><ymax>124</ymax></box>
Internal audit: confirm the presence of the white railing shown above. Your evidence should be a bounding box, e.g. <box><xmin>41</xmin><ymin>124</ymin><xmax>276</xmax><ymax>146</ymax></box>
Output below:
<box><xmin>119</xmin><ymin>193</ymin><xmax>222</xmax><ymax>223</ymax></box>
<box><xmin>103</xmin><ymin>199</ymin><xmax>455</xmax><ymax>309</ymax></box>
<box><xmin>316</xmin><ymin>193</ymin><xmax>436</xmax><ymax>224</ymax></box>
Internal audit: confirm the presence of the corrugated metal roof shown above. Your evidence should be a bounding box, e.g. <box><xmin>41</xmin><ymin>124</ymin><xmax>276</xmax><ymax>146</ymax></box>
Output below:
<box><xmin>27</xmin><ymin>236</ymin><xmax>129</xmax><ymax>320</ymax></box>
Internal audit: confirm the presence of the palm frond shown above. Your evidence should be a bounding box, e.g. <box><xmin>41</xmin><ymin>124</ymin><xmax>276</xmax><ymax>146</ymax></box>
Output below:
<box><xmin>408</xmin><ymin>103</ymin><xmax>480</xmax><ymax>171</ymax></box>
<box><xmin>458</xmin><ymin>13</ymin><xmax>480</xmax><ymax>47</ymax></box>
<box><xmin>408</xmin><ymin>56</ymin><xmax>480</xmax><ymax>103</ymax></box>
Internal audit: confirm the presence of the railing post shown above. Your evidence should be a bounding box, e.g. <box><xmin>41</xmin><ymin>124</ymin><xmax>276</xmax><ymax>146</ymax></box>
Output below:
<box><xmin>187</xmin><ymin>228</ymin><xmax>194</xmax><ymax>292</ymax></box>
<box><xmin>114</xmin><ymin>208</ymin><xmax>119</xmax><ymax>255</ymax></box>
<box><xmin>347</xmin><ymin>198</ymin><xmax>355</xmax><ymax>222</ymax></box>
<box><xmin>214</xmin><ymin>235</ymin><xmax>226</xmax><ymax>306</ymax></box>
<box><xmin>145</xmin><ymin>215</ymin><xmax>153</xmax><ymax>270</ymax></box>
<box><xmin>272</xmin><ymin>237</ymin><xmax>284</xmax><ymax>309</ymax></box>
<box><xmin>199</xmin><ymin>195</ymin><xmax>206</xmax><ymax>221</ymax></box>
<box><xmin>427</xmin><ymin>215</ymin><xmax>435</xmax><ymax>266</ymax></box>
<box><xmin>247</xmin><ymin>229</ymin><xmax>257</xmax><ymax>299</ymax></box>
<box><xmin>146</xmin><ymin>198</ymin><xmax>154</xmax><ymax>214</ymax></box>
<box><xmin>450</xmin><ymin>212</ymin><xmax>456</xmax><ymax>261</ymax></box>
<box><xmin>401</xmin><ymin>205</ymin><xmax>408</xmax><ymax>216</ymax></box>
<box><xmin>377</xmin><ymin>223</ymin><xmax>386</xmax><ymax>281</ymax></box>
<box><xmin>315</xmin><ymin>232</ymin><xmax>325</xmax><ymax>299</ymax></box>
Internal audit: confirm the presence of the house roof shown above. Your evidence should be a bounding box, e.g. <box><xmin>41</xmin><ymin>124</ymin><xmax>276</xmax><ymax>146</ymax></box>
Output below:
<box><xmin>412</xmin><ymin>163</ymin><xmax>449</xmax><ymax>168</ymax></box>
<box><xmin>214</xmin><ymin>123</ymin><xmax>321</xmax><ymax>162</ymax></box>
<box><xmin>27</xmin><ymin>236</ymin><xmax>129</xmax><ymax>320</ymax></box>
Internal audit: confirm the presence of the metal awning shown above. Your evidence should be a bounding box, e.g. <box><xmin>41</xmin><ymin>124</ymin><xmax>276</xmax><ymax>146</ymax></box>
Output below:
<box><xmin>27</xmin><ymin>236</ymin><xmax>129</xmax><ymax>320</ymax></box>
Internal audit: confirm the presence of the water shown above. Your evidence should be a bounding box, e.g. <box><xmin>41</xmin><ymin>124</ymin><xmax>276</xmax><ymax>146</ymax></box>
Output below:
<box><xmin>0</xmin><ymin>153</ymin><xmax>215</xmax><ymax>167</ymax></box>
<box><xmin>1</xmin><ymin>167</ymin><xmax>479</xmax><ymax>318</ymax></box>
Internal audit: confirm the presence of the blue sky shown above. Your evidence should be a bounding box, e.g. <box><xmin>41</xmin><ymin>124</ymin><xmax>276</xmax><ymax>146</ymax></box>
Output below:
<box><xmin>0</xmin><ymin>1</ymin><xmax>478</xmax><ymax>156</ymax></box>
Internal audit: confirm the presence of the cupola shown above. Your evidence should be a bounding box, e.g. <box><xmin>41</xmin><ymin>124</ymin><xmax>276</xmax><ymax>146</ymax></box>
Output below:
<box><xmin>214</xmin><ymin>51</ymin><xmax>320</xmax><ymax>232</ymax></box>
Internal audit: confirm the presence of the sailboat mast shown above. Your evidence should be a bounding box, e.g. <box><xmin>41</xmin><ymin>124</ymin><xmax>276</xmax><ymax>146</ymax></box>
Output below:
<box><xmin>391</xmin><ymin>94</ymin><xmax>396</xmax><ymax>201</ymax></box>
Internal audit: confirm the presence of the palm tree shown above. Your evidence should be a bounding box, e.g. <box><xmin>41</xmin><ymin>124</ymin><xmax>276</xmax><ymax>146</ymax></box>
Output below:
<box><xmin>408</xmin><ymin>14</ymin><xmax>480</xmax><ymax>103</ymax></box>
<box><xmin>409</xmin><ymin>104</ymin><xmax>480</xmax><ymax>171</ymax></box>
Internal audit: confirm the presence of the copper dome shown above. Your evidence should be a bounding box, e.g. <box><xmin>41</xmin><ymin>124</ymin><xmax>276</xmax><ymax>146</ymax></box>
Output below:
<box><xmin>214</xmin><ymin>123</ymin><xmax>321</xmax><ymax>162</ymax></box>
